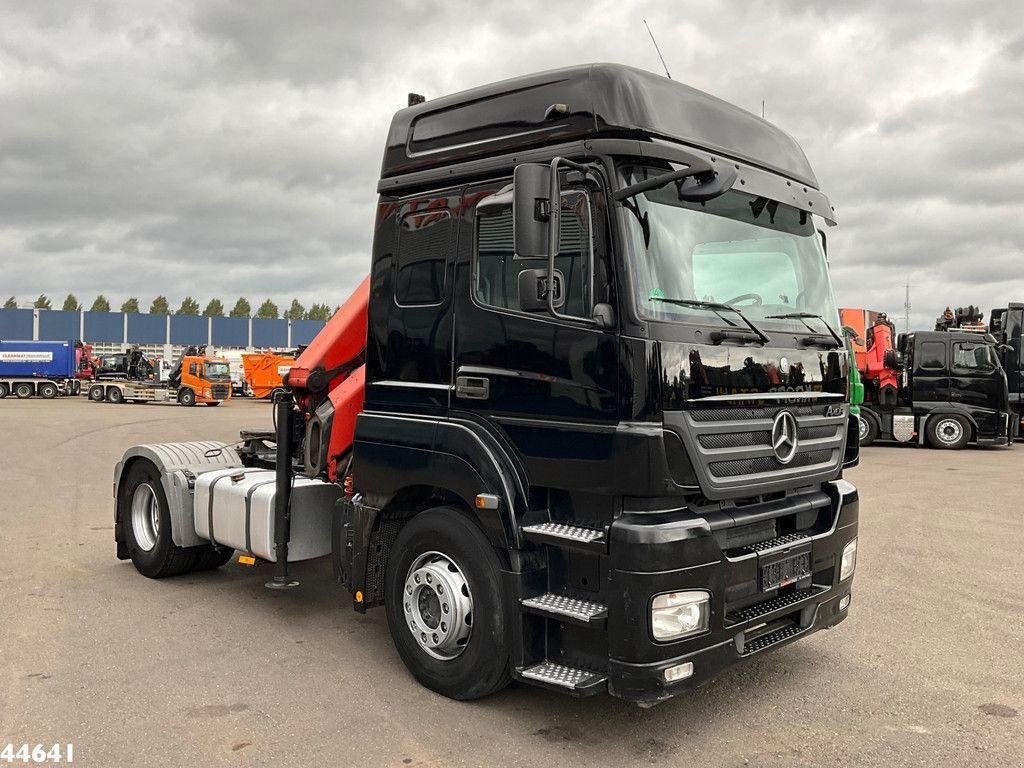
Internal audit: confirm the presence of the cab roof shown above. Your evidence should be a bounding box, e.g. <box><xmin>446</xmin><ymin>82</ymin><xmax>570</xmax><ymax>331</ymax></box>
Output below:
<box><xmin>381</xmin><ymin>63</ymin><xmax>818</xmax><ymax>188</ymax></box>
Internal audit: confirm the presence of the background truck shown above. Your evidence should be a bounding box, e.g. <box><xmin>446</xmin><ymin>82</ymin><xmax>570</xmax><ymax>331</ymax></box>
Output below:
<box><xmin>111</xmin><ymin>64</ymin><xmax>860</xmax><ymax>706</ymax></box>
<box><xmin>975</xmin><ymin>304</ymin><xmax>1024</xmax><ymax>437</ymax></box>
<box><xmin>89</xmin><ymin>347</ymin><xmax>232</xmax><ymax>405</ymax></box>
<box><xmin>841</xmin><ymin>307</ymin><xmax>1011</xmax><ymax>448</ymax></box>
<box><xmin>0</xmin><ymin>340</ymin><xmax>81</xmax><ymax>398</ymax></box>
<box><xmin>241</xmin><ymin>350</ymin><xmax>298</xmax><ymax>399</ymax></box>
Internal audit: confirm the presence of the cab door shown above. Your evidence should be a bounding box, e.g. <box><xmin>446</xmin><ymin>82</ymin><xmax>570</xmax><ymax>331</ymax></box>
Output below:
<box><xmin>949</xmin><ymin>340</ymin><xmax>1003</xmax><ymax>410</ymax></box>
<box><xmin>910</xmin><ymin>339</ymin><xmax>950</xmax><ymax>404</ymax></box>
<box><xmin>451</xmin><ymin>176</ymin><xmax>619</xmax><ymax>493</ymax></box>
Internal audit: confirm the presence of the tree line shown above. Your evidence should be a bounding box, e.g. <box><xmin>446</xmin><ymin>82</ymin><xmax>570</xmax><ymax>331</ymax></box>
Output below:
<box><xmin>2</xmin><ymin>294</ymin><xmax>335</xmax><ymax>321</ymax></box>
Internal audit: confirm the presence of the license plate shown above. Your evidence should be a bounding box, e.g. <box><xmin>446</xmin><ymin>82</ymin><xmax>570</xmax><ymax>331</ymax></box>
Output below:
<box><xmin>760</xmin><ymin>551</ymin><xmax>811</xmax><ymax>591</ymax></box>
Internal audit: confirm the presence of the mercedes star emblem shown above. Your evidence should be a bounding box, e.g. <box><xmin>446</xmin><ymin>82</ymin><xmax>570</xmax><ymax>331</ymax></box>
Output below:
<box><xmin>772</xmin><ymin>410</ymin><xmax>799</xmax><ymax>464</ymax></box>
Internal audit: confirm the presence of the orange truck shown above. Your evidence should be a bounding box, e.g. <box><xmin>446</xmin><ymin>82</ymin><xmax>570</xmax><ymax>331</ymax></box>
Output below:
<box><xmin>87</xmin><ymin>352</ymin><xmax>232</xmax><ymax>406</ymax></box>
<box><xmin>241</xmin><ymin>351</ymin><xmax>297</xmax><ymax>399</ymax></box>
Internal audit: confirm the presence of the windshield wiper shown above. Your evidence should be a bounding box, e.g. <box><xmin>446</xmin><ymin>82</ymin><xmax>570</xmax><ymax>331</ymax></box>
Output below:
<box><xmin>765</xmin><ymin>312</ymin><xmax>843</xmax><ymax>348</ymax></box>
<box><xmin>651</xmin><ymin>298</ymin><xmax>772</xmax><ymax>345</ymax></box>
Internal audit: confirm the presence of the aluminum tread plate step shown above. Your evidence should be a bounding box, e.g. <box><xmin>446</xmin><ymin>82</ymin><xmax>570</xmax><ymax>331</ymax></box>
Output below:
<box><xmin>740</xmin><ymin>623</ymin><xmax>804</xmax><ymax>655</ymax></box>
<box><xmin>518</xmin><ymin>661</ymin><xmax>607</xmax><ymax>694</ymax></box>
<box><xmin>738</xmin><ymin>533</ymin><xmax>811</xmax><ymax>555</ymax></box>
<box><xmin>521</xmin><ymin>592</ymin><xmax>608</xmax><ymax>623</ymax></box>
<box><xmin>520</xmin><ymin>522</ymin><xmax>605</xmax><ymax>551</ymax></box>
<box><xmin>724</xmin><ymin>587</ymin><xmax>825</xmax><ymax>626</ymax></box>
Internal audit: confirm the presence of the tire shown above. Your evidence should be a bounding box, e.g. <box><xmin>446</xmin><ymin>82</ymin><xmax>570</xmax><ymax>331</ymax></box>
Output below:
<box><xmin>926</xmin><ymin>414</ymin><xmax>970</xmax><ymax>450</ymax></box>
<box><xmin>270</xmin><ymin>388</ymin><xmax>286</xmax><ymax>401</ymax></box>
<box><xmin>106</xmin><ymin>386</ymin><xmax>124</xmax><ymax>404</ymax></box>
<box><xmin>119</xmin><ymin>461</ymin><xmax>198</xmax><ymax>578</ymax></box>
<box><xmin>73</xmin><ymin>380</ymin><xmax>82</xmax><ymax>396</ymax></box>
<box><xmin>384</xmin><ymin>506</ymin><xmax>511</xmax><ymax>700</ymax></box>
<box><xmin>38</xmin><ymin>382</ymin><xmax>58</xmax><ymax>399</ymax></box>
<box><xmin>88</xmin><ymin>384</ymin><xmax>106</xmax><ymax>402</ymax></box>
<box><xmin>177</xmin><ymin>388</ymin><xmax>196</xmax><ymax>406</ymax></box>
<box><xmin>858</xmin><ymin>412</ymin><xmax>879</xmax><ymax>446</ymax></box>
<box><xmin>0</xmin><ymin>382</ymin><xmax>8</xmax><ymax>398</ymax></box>
<box><xmin>14</xmin><ymin>382</ymin><xmax>34</xmax><ymax>399</ymax></box>
<box><xmin>192</xmin><ymin>546</ymin><xmax>236</xmax><ymax>571</ymax></box>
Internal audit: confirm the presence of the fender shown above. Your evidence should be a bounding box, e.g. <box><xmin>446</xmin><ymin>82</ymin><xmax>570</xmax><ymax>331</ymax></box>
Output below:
<box><xmin>352</xmin><ymin>411</ymin><xmax>530</xmax><ymax>549</ymax></box>
<box><xmin>113</xmin><ymin>442</ymin><xmax>243</xmax><ymax>552</ymax></box>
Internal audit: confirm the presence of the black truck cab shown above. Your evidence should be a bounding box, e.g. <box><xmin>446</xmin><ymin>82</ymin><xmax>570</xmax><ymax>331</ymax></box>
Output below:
<box><xmin>861</xmin><ymin>329</ymin><xmax>1011</xmax><ymax>449</ymax></box>
<box><xmin>342</xmin><ymin>64</ymin><xmax>860</xmax><ymax>704</ymax></box>
<box><xmin>989</xmin><ymin>304</ymin><xmax>1024</xmax><ymax>434</ymax></box>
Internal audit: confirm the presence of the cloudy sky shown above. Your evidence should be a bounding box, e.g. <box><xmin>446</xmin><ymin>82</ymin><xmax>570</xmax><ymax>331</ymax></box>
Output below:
<box><xmin>1</xmin><ymin>0</ymin><xmax>1021</xmax><ymax>327</ymax></box>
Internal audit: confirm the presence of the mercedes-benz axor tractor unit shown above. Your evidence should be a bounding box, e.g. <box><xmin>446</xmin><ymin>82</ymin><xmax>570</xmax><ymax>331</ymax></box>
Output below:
<box><xmin>111</xmin><ymin>64</ymin><xmax>860</xmax><ymax>706</ymax></box>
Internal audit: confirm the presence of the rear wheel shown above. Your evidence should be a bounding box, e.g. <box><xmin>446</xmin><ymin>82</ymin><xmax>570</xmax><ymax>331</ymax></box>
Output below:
<box><xmin>192</xmin><ymin>546</ymin><xmax>236</xmax><ymax>571</ymax></box>
<box><xmin>120</xmin><ymin>462</ymin><xmax>198</xmax><ymax>578</ymax></box>
<box><xmin>38</xmin><ymin>381</ymin><xmax>58</xmax><ymax>399</ymax></box>
<box><xmin>14</xmin><ymin>382</ymin><xmax>34</xmax><ymax>399</ymax></box>
<box><xmin>88</xmin><ymin>384</ymin><xmax>106</xmax><ymax>402</ymax></box>
<box><xmin>0</xmin><ymin>382</ymin><xmax>9</xmax><ymax>398</ymax></box>
<box><xmin>926</xmin><ymin>414</ymin><xmax>970</xmax><ymax>450</ymax></box>
<box><xmin>384</xmin><ymin>506</ymin><xmax>511</xmax><ymax>700</ymax></box>
<box><xmin>106</xmin><ymin>386</ymin><xmax>124</xmax><ymax>404</ymax></box>
<box><xmin>177</xmin><ymin>388</ymin><xmax>195</xmax><ymax>406</ymax></box>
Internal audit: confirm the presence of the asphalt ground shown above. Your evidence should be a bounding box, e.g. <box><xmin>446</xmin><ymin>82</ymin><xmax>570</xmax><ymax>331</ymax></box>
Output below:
<box><xmin>1</xmin><ymin>397</ymin><xmax>1022</xmax><ymax>767</ymax></box>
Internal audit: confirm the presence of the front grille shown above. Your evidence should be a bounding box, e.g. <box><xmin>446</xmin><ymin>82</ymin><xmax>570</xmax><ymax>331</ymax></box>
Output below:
<box><xmin>665</xmin><ymin>399</ymin><xmax>847</xmax><ymax>499</ymax></box>
<box><xmin>709</xmin><ymin>449</ymin><xmax>833</xmax><ymax>477</ymax></box>
<box><xmin>211</xmin><ymin>385</ymin><xmax>230</xmax><ymax>400</ymax></box>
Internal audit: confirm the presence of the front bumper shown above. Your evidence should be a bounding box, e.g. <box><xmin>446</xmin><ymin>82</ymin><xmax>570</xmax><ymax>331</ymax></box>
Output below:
<box><xmin>604</xmin><ymin>479</ymin><xmax>858</xmax><ymax>704</ymax></box>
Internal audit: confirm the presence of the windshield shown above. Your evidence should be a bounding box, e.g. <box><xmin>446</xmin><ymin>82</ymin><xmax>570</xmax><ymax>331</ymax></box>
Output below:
<box><xmin>205</xmin><ymin>361</ymin><xmax>230</xmax><ymax>378</ymax></box>
<box><xmin>621</xmin><ymin>165</ymin><xmax>840</xmax><ymax>336</ymax></box>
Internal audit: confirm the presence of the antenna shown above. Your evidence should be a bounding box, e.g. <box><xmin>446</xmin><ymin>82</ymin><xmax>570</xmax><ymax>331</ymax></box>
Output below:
<box><xmin>903</xmin><ymin>278</ymin><xmax>911</xmax><ymax>334</ymax></box>
<box><xmin>643</xmin><ymin>19</ymin><xmax>671</xmax><ymax>80</ymax></box>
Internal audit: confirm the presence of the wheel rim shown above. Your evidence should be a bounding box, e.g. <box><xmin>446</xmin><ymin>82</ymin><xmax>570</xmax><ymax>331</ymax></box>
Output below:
<box><xmin>130</xmin><ymin>483</ymin><xmax>161</xmax><ymax>552</ymax></box>
<box><xmin>936</xmin><ymin>418</ymin><xmax>963</xmax><ymax>444</ymax></box>
<box><xmin>858</xmin><ymin>416</ymin><xmax>869</xmax><ymax>442</ymax></box>
<box><xmin>403</xmin><ymin>551</ymin><xmax>473</xmax><ymax>660</ymax></box>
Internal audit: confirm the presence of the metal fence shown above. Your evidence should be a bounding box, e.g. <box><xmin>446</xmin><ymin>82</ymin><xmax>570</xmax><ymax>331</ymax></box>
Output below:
<box><xmin>0</xmin><ymin>308</ymin><xmax>325</xmax><ymax>349</ymax></box>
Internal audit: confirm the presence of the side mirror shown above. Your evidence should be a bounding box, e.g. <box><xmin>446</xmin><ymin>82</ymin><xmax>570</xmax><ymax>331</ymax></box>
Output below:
<box><xmin>998</xmin><ymin>343</ymin><xmax>1013</xmax><ymax>353</ymax></box>
<box><xmin>513</xmin><ymin>164</ymin><xmax>552</xmax><ymax>258</ymax></box>
<box><xmin>592</xmin><ymin>302</ymin><xmax>615</xmax><ymax>330</ymax></box>
<box><xmin>842</xmin><ymin>325</ymin><xmax>862</xmax><ymax>343</ymax></box>
<box><xmin>518</xmin><ymin>268</ymin><xmax>564</xmax><ymax>311</ymax></box>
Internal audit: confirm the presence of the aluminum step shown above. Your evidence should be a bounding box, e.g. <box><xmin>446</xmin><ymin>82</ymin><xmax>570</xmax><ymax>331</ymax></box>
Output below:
<box><xmin>521</xmin><ymin>522</ymin><xmax>605</xmax><ymax>551</ymax></box>
<box><xmin>518</xmin><ymin>661</ymin><xmax>607</xmax><ymax>694</ymax></box>
<box><xmin>724</xmin><ymin>587</ymin><xmax>826</xmax><ymax>627</ymax></box>
<box><xmin>740</xmin><ymin>623</ymin><xmax>805</xmax><ymax>655</ymax></box>
<box><xmin>521</xmin><ymin>592</ymin><xmax>608</xmax><ymax>624</ymax></box>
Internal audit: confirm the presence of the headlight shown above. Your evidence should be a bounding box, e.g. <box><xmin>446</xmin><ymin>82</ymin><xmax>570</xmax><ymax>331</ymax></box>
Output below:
<box><xmin>840</xmin><ymin>538</ymin><xmax>857</xmax><ymax>581</ymax></box>
<box><xmin>651</xmin><ymin>590</ymin><xmax>710</xmax><ymax>641</ymax></box>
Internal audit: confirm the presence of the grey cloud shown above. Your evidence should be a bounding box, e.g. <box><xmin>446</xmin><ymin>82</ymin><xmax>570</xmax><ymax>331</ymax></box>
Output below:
<box><xmin>1</xmin><ymin>0</ymin><xmax>1023</xmax><ymax>330</ymax></box>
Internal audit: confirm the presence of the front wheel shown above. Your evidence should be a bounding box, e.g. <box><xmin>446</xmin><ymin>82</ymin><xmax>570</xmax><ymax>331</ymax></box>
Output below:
<box><xmin>927</xmin><ymin>414</ymin><xmax>970</xmax><ymax>450</ymax></box>
<box><xmin>858</xmin><ymin>413</ymin><xmax>879</xmax><ymax>446</ymax></box>
<box><xmin>177</xmin><ymin>388</ymin><xmax>195</xmax><ymax>406</ymax></box>
<box><xmin>384</xmin><ymin>506</ymin><xmax>511</xmax><ymax>700</ymax></box>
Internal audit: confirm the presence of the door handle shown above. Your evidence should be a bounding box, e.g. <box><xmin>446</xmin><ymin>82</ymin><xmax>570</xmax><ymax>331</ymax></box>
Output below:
<box><xmin>455</xmin><ymin>376</ymin><xmax>490</xmax><ymax>400</ymax></box>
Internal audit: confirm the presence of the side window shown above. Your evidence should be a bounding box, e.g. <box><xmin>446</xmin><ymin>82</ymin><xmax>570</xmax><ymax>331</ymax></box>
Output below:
<box><xmin>918</xmin><ymin>341</ymin><xmax>946</xmax><ymax>371</ymax></box>
<box><xmin>188</xmin><ymin>362</ymin><xmax>197</xmax><ymax>376</ymax></box>
<box><xmin>952</xmin><ymin>342</ymin><xmax>994</xmax><ymax>371</ymax></box>
<box><xmin>474</xmin><ymin>190</ymin><xmax>594</xmax><ymax>318</ymax></box>
<box><xmin>395</xmin><ymin>210</ymin><xmax>451</xmax><ymax>305</ymax></box>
